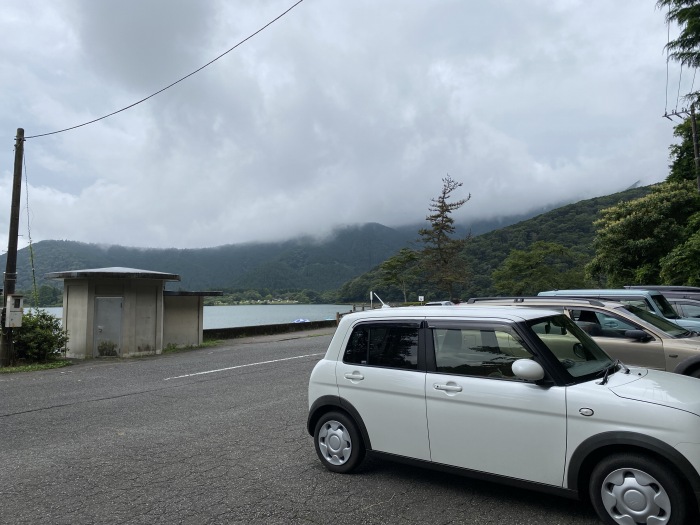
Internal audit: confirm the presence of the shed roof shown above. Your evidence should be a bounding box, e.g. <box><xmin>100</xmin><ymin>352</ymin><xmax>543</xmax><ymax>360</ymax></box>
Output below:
<box><xmin>46</xmin><ymin>267</ymin><xmax>181</xmax><ymax>281</ymax></box>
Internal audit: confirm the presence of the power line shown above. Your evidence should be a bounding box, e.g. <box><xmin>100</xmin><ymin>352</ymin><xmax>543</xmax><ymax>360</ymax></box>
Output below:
<box><xmin>25</xmin><ymin>0</ymin><xmax>305</xmax><ymax>140</ymax></box>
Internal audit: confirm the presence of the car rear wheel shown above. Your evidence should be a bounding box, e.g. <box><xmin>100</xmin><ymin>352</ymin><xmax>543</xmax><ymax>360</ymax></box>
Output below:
<box><xmin>313</xmin><ymin>411</ymin><xmax>365</xmax><ymax>473</ymax></box>
<box><xmin>589</xmin><ymin>453</ymin><xmax>691</xmax><ymax>525</ymax></box>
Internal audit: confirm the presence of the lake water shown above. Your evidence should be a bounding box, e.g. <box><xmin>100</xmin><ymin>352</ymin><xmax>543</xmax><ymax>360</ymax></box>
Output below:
<box><xmin>39</xmin><ymin>304</ymin><xmax>354</xmax><ymax>329</ymax></box>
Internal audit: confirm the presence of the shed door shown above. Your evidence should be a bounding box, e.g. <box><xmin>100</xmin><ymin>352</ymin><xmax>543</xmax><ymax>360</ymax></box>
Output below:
<box><xmin>94</xmin><ymin>297</ymin><xmax>122</xmax><ymax>357</ymax></box>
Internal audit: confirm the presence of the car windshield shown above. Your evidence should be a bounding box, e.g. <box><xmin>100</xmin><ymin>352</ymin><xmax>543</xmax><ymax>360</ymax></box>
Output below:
<box><xmin>527</xmin><ymin>314</ymin><xmax>614</xmax><ymax>380</ymax></box>
<box><xmin>621</xmin><ymin>304</ymin><xmax>691</xmax><ymax>337</ymax></box>
<box><xmin>651</xmin><ymin>293</ymin><xmax>681</xmax><ymax>319</ymax></box>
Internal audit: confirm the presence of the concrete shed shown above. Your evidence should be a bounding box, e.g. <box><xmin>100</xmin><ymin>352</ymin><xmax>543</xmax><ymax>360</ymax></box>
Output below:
<box><xmin>46</xmin><ymin>267</ymin><xmax>220</xmax><ymax>359</ymax></box>
<box><xmin>163</xmin><ymin>291</ymin><xmax>215</xmax><ymax>348</ymax></box>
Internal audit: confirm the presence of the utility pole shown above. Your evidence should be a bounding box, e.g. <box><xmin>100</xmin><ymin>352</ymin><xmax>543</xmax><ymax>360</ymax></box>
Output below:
<box><xmin>663</xmin><ymin>105</ymin><xmax>700</xmax><ymax>192</ymax></box>
<box><xmin>0</xmin><ymin>128</ymin><xmax>24</xmax><ymax>367</ymax></box>
<box><xmin>692</xmin><ymin>104</ymin><xmax>700</xmax><ymax>192</ymax></box>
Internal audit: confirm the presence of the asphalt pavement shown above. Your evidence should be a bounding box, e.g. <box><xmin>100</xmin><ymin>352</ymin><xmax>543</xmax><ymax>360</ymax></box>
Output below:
<box><xmin>0</xmin><ymin>329</ymin><xmax>601</xmax><ymax>524</ymax></box>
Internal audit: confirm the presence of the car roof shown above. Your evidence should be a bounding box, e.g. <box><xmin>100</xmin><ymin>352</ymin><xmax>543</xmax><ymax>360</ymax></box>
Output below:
<box><xmin>341</xmin><ymin>305</ymin><xmax>560</xmax><ymax>323</ymax></box>
<box><xmin>538</xmin><ymin>289</ymin><xmax>662</xmax><ymax>297</ymax></box>
<box><xmin>626</xmin><ymin>285</ymin><xmax>700</xmax><ymax>292</ymax></box>
<box><xmin>466</xmin><ymin>297</ymin><xmax>626</xmax><ymax>309</ymax></box>
<box><xmin>667</xmin><ymin>296</ymin><xmax>700</xmax><ymax>304</ymax></box>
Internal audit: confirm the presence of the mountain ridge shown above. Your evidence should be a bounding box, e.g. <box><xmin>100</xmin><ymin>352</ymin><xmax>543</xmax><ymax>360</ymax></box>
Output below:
<box><xmin>0</xmin><ymin>187</ymin><xmax>652</xmax><ymax>296</ymax></box>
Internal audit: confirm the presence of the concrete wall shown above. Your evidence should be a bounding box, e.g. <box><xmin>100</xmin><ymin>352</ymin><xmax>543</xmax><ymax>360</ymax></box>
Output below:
<box><xmin>63</xmin><ymin>281</ymin><xmax>90</xmax><ymax>359</ymax></box>
<box><xmin>62</xmin><ymin>277</ymin><xmax>165</xmax><ymax>358</ymax></box>
<box><xmin>163</xmin><ymin>295</ymin><xmax>203</xmax><ymax>347</ymax></box>
<box><xmin>203</xmin><ymin>320</ymin><xmax>336</xmax><ymax>340</ymax></box>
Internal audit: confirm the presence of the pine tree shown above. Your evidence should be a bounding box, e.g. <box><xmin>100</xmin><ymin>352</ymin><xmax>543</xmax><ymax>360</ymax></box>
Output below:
<box><xmin>417</xmin><ymin>175</ymin><xmax>470</xmax><ymax>300</ymax></box>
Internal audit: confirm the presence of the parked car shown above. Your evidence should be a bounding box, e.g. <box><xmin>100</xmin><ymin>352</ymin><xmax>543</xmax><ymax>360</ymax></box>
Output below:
<box><xmin>425</xmin><ymin>300</ymin><xmax>454</xmax><ymax>306</ymax></box>
<box><xmin>667</xmin><ymin>297</ymin><xmax>700</xmax><ymax>320</ymax></box>
<box><xmin>308</xmin><ymin>306</ymin><xmax>700</xmax><ymax>525</ymax></box>
<box><xmin>466</xmin><ymin>297</ymin><xmax>700</xmax><ymax>376</ymax></box>
<box><xmin>538</xmin><ymin>288</ymin><xmax>700</xmax><ymax>332</ymax></box>
<box><xmin>625</xmin><ymin>285</ymin><xmax>700</xmax><ymax>302</ymax></box>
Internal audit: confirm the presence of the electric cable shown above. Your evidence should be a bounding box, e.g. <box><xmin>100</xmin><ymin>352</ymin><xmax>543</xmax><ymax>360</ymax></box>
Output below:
<box><xmin>25</xmin><ymin>0</ymin><xmax>305</xmax><ymax>139</ymax></box>
<box><xmin>676</xmin><ymin>63</ymin><xmax>684</xmax><ymax>112</ymax></box>
<box><xmin>22</xmin><ymin>152</ymin><xmax>40</xmax><ymax>306</ymax></box>
<box><xmin>665</xmin><ymin>13</ymin><xmax>671</xmax><ymax>114</ymax></box>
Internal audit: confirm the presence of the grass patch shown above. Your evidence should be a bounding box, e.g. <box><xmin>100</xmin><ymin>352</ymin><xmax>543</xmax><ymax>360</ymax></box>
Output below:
<box><xmin>163</xmin><ymin>340</ymin><xmax>223</xmax><ymax>354</ymax></box>
<box><xmin>0</xmin><ymin>359</ymin><xmax>72</xmax><ymax>374</ymax></box>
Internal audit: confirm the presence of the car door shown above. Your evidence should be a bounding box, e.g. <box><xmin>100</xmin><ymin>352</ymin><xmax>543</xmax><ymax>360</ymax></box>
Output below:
<box><xmin>569</xmin><ymin>308</ymin><xmax>666</xmax><ymax>370</ymax></box>
<box><xmin>424</xmin><ymin>322</ymin><xmax>567</xmax><ymax>486</ymax></box>
<box><xmin>335</xmin><ymin>321</ymin><xmax>431</xmax><ymax>461</ymax></box>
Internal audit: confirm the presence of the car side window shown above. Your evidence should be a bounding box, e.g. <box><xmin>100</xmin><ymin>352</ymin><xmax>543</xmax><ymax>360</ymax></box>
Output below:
<box><xmin>617</xmin><ymin>298</ymin><xmax>652</xmax><ymax>312</ymax></box>
<box><xmin>343</xmin><ymin>323</ymin><xmax>419</xmax><ymax>370</ymax></box>
<box><xmin>678</xmin><ymin>302</ymin><xmax>700</xmax><ymax>318</ymax></box>
<box><xmin>572</xmin><ymin>309</ymin><xmax>637</xmax><ymax>338</ymax></box>
<box><xmin>432</xmin><ymin>327</ymin><xmax>531</xmax><ymax>378</ymax></box>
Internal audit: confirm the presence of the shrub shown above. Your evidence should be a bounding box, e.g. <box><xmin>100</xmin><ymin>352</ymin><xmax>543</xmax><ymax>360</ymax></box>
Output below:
<box><xmin>12</xmin><ymin>309</ymin><xmax>69</xmax><ymax>363</ymax></box>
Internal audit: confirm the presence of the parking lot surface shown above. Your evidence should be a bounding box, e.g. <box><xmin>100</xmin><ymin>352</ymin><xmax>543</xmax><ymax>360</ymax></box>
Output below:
<box><xmin>0</xmin><ymin>329</ymin><xmax>601</xmax><ymax>524</ymax></box>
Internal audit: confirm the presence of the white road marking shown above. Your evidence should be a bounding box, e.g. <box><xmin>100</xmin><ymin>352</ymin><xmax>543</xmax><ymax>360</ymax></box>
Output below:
<box><xmin>164</xmin><ymin>352</ymin><xmax>325</xmax><ymax>381</ymax></box>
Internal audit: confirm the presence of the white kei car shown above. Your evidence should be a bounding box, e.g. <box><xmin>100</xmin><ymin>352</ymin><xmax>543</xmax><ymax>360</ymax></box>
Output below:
<box><xmin>307</xmin><ymin>306</ymin><xmax>700</xmax><ymax>525</ymax></box>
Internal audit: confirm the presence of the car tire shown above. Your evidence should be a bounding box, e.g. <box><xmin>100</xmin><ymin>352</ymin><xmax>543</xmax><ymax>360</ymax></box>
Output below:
<box><xmin>313</xmin><ymin>411</ymin><xmax>365</xmax><ymax>473</ymax></box>
<box><xmin>688</xmin><ymin>366</ymin><xmax>700</xmax><ymax>379</ymax></box>
<box><xmin>589</xmin><ymin>452</ymin><xmax>691</xmax><ymax>525</ymax></box>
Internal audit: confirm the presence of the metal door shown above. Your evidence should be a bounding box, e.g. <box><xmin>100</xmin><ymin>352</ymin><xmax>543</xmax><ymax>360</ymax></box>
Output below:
<box><xmin>94</xmin><ymin>297</ymin><xmax>122</xmax><ymax>357</ymax></box>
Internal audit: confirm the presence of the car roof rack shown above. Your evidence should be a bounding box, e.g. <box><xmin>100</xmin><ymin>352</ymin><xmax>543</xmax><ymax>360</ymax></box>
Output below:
<box><xmin>467</xmin><ymin>296</ymin><xmax>606</xmax><ymax>307</ymax></box>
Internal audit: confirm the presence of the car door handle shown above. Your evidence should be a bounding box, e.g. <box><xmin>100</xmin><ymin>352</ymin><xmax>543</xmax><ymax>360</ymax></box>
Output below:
<box><xmin>344</xmin><ymin>372</ymin><xmax>364</xmax><ymax>381</ymax></box>
<box><xmin>433</xmin><ymin>383</ymin><xmax>463</xmax><ymax>393</ymax></box>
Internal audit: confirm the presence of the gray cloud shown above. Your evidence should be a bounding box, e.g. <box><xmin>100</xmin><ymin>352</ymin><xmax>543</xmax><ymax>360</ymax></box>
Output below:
<box><xmin>0</xmin><ymin>0</ymin><xmax>679</xmax><ymax>250</ymax></box>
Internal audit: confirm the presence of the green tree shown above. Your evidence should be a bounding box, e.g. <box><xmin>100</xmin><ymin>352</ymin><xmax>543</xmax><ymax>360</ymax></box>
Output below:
<box><xmin>492</xmin><ymin>241</ymin><xmax>588</xmax><ymax>296</ymax></box>
<box><xmin>658</xmin><ymin>1</ymin><xmax>700</xmax><ymax>72</ymax></box>
<box><xmin>418</xmin><ymin>175</ymin><xmax>470</xmax><ymax>300</ymax></box>
<box><xmin>659</xmin><ymin>211</ymin><xmax>700</xmax><ymax>283</ymax></box>
<box><xmin>378</xmin><ymin>248</ymin><xmax>420</xmax><ymax>303</ymax></box>
<box><xmin>12</xmin><ymin>309</ymin><xmax>69</xmax><ymax>363</ymax></box>
<box><xmin>667</xmin><ymin>118</ymin><xmax>696</xmax><ymax>183</ymax></box>
<box><xmin>586</xmin><ymin>181</ymin><xmax>700</xmax><ymax>286</ymax></box>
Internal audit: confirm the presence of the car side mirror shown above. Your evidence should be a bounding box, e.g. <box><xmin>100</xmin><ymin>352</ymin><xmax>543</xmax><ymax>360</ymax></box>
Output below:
<box><xmin>512</xmin><ymin>359</ymin><xmax>545</xmax><ymax>381</ymax></box>
<box><xmin>624</xmin><ymin>329</ymin><xmax>651</xmax><ymax>342</ymax></box>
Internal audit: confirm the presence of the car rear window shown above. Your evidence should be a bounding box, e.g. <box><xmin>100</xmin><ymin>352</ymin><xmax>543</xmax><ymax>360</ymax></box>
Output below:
<box><xmin>343</xmin><ymin>323</ymin><xmax>419</xmax><ymax>370</ymax></box>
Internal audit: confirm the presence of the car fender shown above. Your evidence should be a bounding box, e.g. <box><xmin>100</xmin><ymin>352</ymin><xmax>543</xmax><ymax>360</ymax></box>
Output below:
<box><xmin>567</xmin><ymin>431</ymin><xmax>700</xmax><ymax>498</ymax></box>
<box><xmin>307</xmin><ymin>395</ymin><xmax>373</xmax><ymax>451</ymax></box>
<box><xmin>674</xmin><ymin>354</ymin><xmax>700</xmax><ymax>376</ymax></box>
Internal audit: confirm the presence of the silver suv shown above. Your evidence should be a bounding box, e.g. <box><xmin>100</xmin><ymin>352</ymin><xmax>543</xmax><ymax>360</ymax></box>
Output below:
<box><xmin>467</xmin><ymin>297</ymin><xmax>700</xmax><ymax>377</ymax></box>
<box><xmin>308</xmin><ymin>306</ymin><xmax>700</xmax><ymax>525</ymax></box>
<box><xmin>538</xmin><ymin>288</ymin><xmax>700</xmax><ymax>331</ymax></box>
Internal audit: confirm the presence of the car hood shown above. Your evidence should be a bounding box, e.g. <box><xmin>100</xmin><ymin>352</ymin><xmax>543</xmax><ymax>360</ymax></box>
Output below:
<box><xmin>609</xmin><ymin>368</ymin><xmax>700</xmax><ymax>417</ymax></box>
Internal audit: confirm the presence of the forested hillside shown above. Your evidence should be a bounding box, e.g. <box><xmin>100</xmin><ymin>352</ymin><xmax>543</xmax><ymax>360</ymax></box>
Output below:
<box><xmin>0</xmin><ymin>186</ymin><xmax>652</xmax><ymax>304</ymax></box>
<box><xmin>336</xmin><ymin>185</ymin><xmax>652</xmax><ymax>302</ymax></box>
<box><xmin>1</xmin><ymin>223</ymin><xmax>414</xmax><ymax>294</ymax></box>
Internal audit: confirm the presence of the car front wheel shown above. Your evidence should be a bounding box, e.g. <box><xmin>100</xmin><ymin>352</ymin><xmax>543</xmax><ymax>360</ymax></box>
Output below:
<box><xmin>313</xmin><ymin>411</ymin><xmax>365</xmax><ymax>473</ymax></box>
<box><xmin>589</xmin><ymin>453</ymin><xmax>691</xmax><ymax>525</ymax></box>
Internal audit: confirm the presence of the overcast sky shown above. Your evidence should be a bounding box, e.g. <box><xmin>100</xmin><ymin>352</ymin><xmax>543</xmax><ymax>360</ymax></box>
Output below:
<box><xmin>0</xmin><ymin>1</ymin><xmax>688</xmax><ymax>250</ymax></box>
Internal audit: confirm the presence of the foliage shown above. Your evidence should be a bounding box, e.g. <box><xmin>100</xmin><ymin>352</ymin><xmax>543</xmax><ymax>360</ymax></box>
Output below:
<box><xmin>1</xmin><ymin>223</ymin><xmax>416</xmax><ymax>295</ymax></box>
<box><xmin>492</xmin><ymin>241</ymin><xmax>590</xmax><ymax>296</ymax></box>
<box><xmin>0</xmin><ymin>360</ymin><xmax>71</xmax><ymax>374</ymax></box>
<box><xmin>586</xmin><ymin>181</ymin><xmax>700</xmax><ymax>286</ymax></box>
<box><xmin>658</xmin><ymin>1</ymin><xmax>700</xmax><ymax>72</ymax></box>
<box><xmin>460</xmin><ymin>186</ymin><xmax>651</xmax><ymax>298</ymax></box>
<box><xmin>23</xmin><ymin>285</ymin><xmax>63</xmax><ymax>307</ymax></box>
<box><xmin>417</xmin><ymin>175</ymin><xmax>471</xmax><ymax>299</ymax></box>
<box><xmin>337</xmin><ymin>186</ymin><xmax>652</xmax><ymax>302</ymax></box>
<box><xmin>12</xmin><ymin>309</ymin><xmax>69</xmax><ymax>363</ymax></box>
<box><xmin>378</xmin><ymin>248</ymin><xmax>420</xmax><ymax>302</ymax></box>
<box><xmin>659</xmin><ymin>212</ymin><xmax>700</xmax><ymax>284</ymax></box>
<box><xmin>667</xmin><ymin>119</ymin><xmax>697</xmax><ymax>183</ymax></box>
